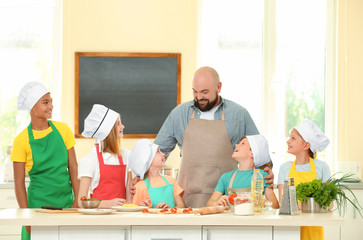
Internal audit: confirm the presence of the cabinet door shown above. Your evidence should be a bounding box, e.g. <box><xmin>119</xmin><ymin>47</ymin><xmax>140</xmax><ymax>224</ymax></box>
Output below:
<box><xmin>132</xmin><ymin>226</ymin><xmax>201</xmax><ymax>240</ymax></box>
<box><xmin>325</xmin><ymin>189</ymin><xmax>363</xmax><ymax>240</ymax></box>
<box><xmin>203</xmin><ymin>226</ymin><xmax>272</xmax><ymax>240</ymax></box>
<box><xmin>60</xmin><ymin>226</ymin><xmax>130</xmax><ymax>240</ymax></box>
<box><xmin>339</xmin><ymin>189</ymin><xmax>363</xmax><ymax>240</ymax></box>
<box><xmin>0</xmin><ymin>189</ymin><xmax>19</xmax><ymax>208</ymax></box>
<box><xmin>0</xmin><ymin>188</ymin><xmax>21</xmax><ymax>239</ymax></box>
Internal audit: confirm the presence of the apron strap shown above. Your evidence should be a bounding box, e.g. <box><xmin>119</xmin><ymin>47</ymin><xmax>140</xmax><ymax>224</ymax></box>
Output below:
<box><xmin>228</xmin><ymin>169</ymin><xmax>238</xmax><ymax>188</ymax></box>
<box><xmin>190</xmin><ymin>106</ymin><xmax>225</xmax><ymax>120</ymax></box>
<box><xmin>160</xmin><ymin>175</ymin><xmax>171</xmax><ymax>185</ymax></box>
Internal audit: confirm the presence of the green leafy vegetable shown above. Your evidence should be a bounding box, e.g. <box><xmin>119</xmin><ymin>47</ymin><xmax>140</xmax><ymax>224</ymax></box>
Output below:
<box><xmin>296</xmin><ymin>173</ymin><xmax>363</xmax><ymax>218</ymax></box>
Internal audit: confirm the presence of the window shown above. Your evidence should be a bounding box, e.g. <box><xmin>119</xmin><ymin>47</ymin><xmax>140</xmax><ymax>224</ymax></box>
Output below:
<box><xmin>198</xmin><ymin>0</ymin><xmax>337</xmax><ymax>175</ymax></box>
<box><xmin>0</xmin><ymin>0</ymin><xmax>62</xmax><ymax>176</ymax></box>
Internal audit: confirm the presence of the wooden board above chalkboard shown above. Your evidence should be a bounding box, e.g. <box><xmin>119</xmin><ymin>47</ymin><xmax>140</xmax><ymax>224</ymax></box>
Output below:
<box><xmin>75</xmin><ymin>52</ymin><xmax>181</xmax><ymax>138</ymax></box>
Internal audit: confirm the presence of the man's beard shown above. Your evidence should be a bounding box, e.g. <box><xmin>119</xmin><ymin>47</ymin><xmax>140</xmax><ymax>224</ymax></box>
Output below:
<box><xmin>194</xmin><ymin>94</ymin><xmax>219</xmax><ymax>112</ymax></box>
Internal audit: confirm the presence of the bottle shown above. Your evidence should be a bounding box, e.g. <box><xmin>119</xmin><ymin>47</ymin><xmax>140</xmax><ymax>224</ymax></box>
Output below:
<box><xmin>251</xmin><ymin>167</ymin><xmax>264</xmax><ymax>212</ymax></box>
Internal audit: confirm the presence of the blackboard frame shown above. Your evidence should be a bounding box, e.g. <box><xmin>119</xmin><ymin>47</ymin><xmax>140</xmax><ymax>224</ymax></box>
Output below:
<box><xmin>75</xmin><ymin>52</ymin><xmax>181</xmax><ymax>138</ymax></box>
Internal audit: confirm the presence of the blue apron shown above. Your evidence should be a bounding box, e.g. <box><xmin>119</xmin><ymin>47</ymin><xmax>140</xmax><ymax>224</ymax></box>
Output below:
<box><xmin>144</xmin><ymin>175</ymin><xmax>175</xmax><ymax>208</ymax></box>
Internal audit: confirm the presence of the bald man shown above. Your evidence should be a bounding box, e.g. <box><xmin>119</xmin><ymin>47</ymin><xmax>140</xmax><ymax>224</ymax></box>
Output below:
<box><xmin>154</xmin><ymin>67</ymin><xmax>272</xmax><ymax>207</ymax></box>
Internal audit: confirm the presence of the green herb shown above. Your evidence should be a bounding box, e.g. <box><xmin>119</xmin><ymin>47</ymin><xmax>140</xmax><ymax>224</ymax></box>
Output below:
<box><xmin>296</xmin><ymin>173</ymin><xmax>363</xmax><ymax>218</ymax></box>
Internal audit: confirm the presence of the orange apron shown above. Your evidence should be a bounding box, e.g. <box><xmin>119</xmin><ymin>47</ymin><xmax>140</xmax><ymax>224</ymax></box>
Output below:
<box><xmin>289</xmin><ymin>158</ymin><xmax>324</xmax><ymax>240</ymax></box>
<box><xmin>178</xmin><ymin>108</ymin><xmax>236</xmax><ymax>208</ymax></box>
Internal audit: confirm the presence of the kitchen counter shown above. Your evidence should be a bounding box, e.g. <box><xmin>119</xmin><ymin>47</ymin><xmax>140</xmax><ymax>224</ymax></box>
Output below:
<box><xmin>0</xmin><ymin>208</ymin><xmax>344</xmax><ymax>227</ymax></box>
<box><xmin>0</xmin><ymin>208</ymin><xmax>344</xmax><ymax>240</ymax></box>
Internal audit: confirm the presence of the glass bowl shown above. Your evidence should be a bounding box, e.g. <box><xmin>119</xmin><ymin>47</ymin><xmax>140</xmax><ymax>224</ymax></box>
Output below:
<box><xmin>80</xmin><ymin>200</ymin><xmax>101</xmax><ymax>209</ymax></box>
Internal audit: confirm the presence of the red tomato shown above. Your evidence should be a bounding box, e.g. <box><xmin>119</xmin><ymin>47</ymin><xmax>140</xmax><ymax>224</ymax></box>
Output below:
<box><xmin>142</xmin><ymin>209</ymin><xmax>149</xmax><ymax>213</ymax></box>
<box><xmin>183</xmin><ymin>209</ymin><xmax>189</xmax><ymax>213</ymax></box>
<box><xmin>170</xmin><ymin>208</ymin><xmax>177</xmax><ymax>214</ymax></box>
<box><xmin>160</xmin><ymin>209</ymin><xmax>168</xmax><ymax>213</ymax></box>
<box><xmin>228</xmin><ymin>194</ymin><xmax>237</xmax><ymax>205</ymax></box>
<box><xmin>187</xmin><ymin>207</ymin><xmax>193</xmax><ymax>212</ymax></box>
<box><xmin>80</xmin><ymin>196</ymin><xmax>87</xmax><ymax>201</ymax></box>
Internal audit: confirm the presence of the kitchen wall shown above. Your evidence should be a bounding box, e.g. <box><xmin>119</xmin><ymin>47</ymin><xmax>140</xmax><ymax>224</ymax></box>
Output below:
<box><xmin>61</xmin><ymin>0</ymin><xmax>363</xmax><ymax>177</ymax></box>
<box><xmin>337</xmin><ymin>0</ymin><xmax>363</xmax><ymax>178</ymax></box>
<box><xmin>61</xmin><ymin>0</ymin><xmax>198</xmax><ymax>168</ymax></box>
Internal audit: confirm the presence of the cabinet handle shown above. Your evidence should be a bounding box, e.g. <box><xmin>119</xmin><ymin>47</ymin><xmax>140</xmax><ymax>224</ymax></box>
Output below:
<box><xmin>150</xmin><ymin>239</ymin><xmax>182</xmax><ymax>240</ymax></box>
<box><xmin>206</xmin><ymin>229</ymin><xmax>210</xmax><ymax>240</ymax></box>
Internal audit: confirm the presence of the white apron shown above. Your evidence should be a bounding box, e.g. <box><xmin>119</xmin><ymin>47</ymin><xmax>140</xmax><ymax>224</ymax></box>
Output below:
<box><xmin>178</xmin><ymin>108</ymin><xmax>236</xmax><ymax>207</ymax></box>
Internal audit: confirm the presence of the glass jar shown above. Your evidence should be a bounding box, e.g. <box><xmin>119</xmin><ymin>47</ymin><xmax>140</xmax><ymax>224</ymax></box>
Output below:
<box><xmin>232</xmin><ymin>192</ymin><xmax>254</xmax><ymax>216</ymax></box>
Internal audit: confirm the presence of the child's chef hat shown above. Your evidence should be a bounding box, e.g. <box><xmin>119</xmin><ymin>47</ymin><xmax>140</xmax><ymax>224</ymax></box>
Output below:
<box><xmin>17</xmin><ymin>82</ymin><xmax>49</xmax><ymax>112</ymax></box>
<box><xmin>81</xmin><ymin>104</ymin><xmax>119</xmax><ymax>141</ymax></box>
<box><xmin>246</xmin><ymin>135</ymin><xmax>271</xmax><ymax>167</ymax></box>
<box><xmin>294</xmin><ymin>119</ymin><xmax>330</xmax><ymax>152</ymax></box>
<box><xmin>129</xmin><ymin>139</ymin><xmax>158</xmax><ymax>179</ymax></box>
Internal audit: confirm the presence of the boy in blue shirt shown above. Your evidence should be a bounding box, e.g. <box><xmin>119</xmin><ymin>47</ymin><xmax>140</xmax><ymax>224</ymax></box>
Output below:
<box><xmin>206</xmin><ymin>135</ymin><xmax>279</xmax><ymax>209</ymax></box>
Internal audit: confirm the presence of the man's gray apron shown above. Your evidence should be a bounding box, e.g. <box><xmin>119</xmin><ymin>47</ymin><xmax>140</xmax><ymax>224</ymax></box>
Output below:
<box><xmin>178</xmin><ymin>108</ymin><xmax>236</xmax><ymax>207</ymax></box>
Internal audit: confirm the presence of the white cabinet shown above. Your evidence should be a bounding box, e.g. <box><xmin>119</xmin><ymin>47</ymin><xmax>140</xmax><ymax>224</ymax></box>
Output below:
<box><xmin>131</xmin><ymin>226</ymin><xmax>201</xmax><ymax>240</ymax></box>
<box><xmin>32</xmin><ymin>226</ymin><xmax>130</xmax><ymax>240</ymax></box>
<box><xmin>0</xmin><ymin>188</ymin><xmax>18</xmax><ymax>208</ymax></box>
<box><xmin>339</xmin><ymin>189</ymin><xmax>363</xmax><ymax>240</ymax></box>
<box><xmin>0</xmin><ymin>188</ymin><xmax>20</xmax><ymax>240</ymax></box>
<box><xmin>60</xmin><ymin>226</ymin><xmax>129</xmax><ymax>240</ymax></box>
<box><xmin>325</xmin><ymin>189</ymin><xmax>363</xmax><ymax>240</ymax></box>
<box><xmin>203</xmin><ymin>226</ymin><xmax>272</xmax><ymax>240</ymax></box>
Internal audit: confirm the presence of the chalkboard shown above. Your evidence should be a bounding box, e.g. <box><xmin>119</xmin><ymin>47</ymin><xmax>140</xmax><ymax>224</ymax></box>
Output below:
<box><xmin>75</xmin><ymin>52</ymin><xmax>181</xmax><ymax>138</ymax></box>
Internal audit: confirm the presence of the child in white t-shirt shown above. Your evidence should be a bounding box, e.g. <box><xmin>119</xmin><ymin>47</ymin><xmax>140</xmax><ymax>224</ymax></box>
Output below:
<box><xmin>78</xmin><ymin>104</ymin><xmax>132</xmax><ymax>208</ymax></box>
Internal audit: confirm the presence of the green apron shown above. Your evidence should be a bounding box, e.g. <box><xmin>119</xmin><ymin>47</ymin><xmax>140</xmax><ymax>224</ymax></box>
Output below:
<box><xmin>144</xmin><ymin>176</ymin><xmax>175</xmax><ymax>208</ymax></box>
<box><xmin>22</xmin><ymin>121</ymin><xmax>74</xmax><ymax>240</ymax></box>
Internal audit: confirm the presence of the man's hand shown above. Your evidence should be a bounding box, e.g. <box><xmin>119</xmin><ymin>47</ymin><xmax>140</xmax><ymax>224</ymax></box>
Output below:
<box><xmin>263</xmin><ymin>165</ymin><xmax>274</xmax><ymax>189</ymax></box>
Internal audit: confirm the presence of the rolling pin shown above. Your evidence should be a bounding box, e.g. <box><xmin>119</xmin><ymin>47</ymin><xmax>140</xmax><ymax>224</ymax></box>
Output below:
<box><xmin>196</xmin><ymin>206</ymin><xmax>230</xmax><ymax>215</ymax></box>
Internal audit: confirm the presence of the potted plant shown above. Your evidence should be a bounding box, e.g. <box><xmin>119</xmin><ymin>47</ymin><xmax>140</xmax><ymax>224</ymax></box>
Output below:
<box><xmin>296</xmin><ymin>174</ymin><xmax>363</xmax><ymax>217</ymax></box>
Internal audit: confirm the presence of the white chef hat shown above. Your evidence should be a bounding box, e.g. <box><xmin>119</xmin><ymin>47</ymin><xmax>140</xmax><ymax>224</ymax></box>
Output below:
<box><xmin>17</xmin><ymin>82</ymin><xmax>49</xmax><ymax>112</ymax></box>
<box><xmin>246</xmin><ymin>135</ymin><xmax>271</xmax><ymax>167</ymax></box>
<box><xmin>129</xmin><ymin>139</ymin><xmax>158</xmax><ymax>179</ymax></box>
<box><xmin>81</xmin><ymin>104</ymin><xmax>119</xmax><ymax>141</ymax></box>
<box><xmin>294</xmin><ymin>119</ymin><xmax>330</xmax><ymax>152</ymax></box>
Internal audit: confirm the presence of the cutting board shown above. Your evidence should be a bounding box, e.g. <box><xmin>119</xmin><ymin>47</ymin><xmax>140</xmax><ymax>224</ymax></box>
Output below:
<box><xmin>35</xmin><ymin>208</ymin><xmax>79</xmax><ymax>213</ymax></box>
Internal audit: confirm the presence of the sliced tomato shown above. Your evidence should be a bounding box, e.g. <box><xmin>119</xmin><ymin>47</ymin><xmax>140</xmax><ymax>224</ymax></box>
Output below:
<box><xmin>187</xmin><ymin>207</ymin><xmax>193</xmax><ymax>212</ymax></box>
<box><xmin>142</xmin><ymin>209</ymin><xmax>149</xmax><ymax>213</ymax></box>
<box><xmin>160</xmin><ymin>209</ymin><xmax>168</xmax><ymax>213</ymax></box>
<box><xmin>80</xmin><ymin>196</ymin><xmax>87</xmax><ymax>201</ymax></box>
<box><xmin>183</xmin><ymin>209</ymin><xmax>189</xmax><ymax>213</ymax></box>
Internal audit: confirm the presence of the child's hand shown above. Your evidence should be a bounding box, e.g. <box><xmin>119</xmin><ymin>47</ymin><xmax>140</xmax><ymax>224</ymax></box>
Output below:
<box><xmin>139</xmin><ymin>199</ymin><xmax>151</xmax><ymax>207</ymax></box>
<box><xmin>99</xmin><ymin>198</ymin><xmax>126</xmax><ymax>208</ymax></box>
<box><xmin>216</xmin><ymin>195</ymin><xmax>229</xmax><ymax>206</ymax></box>
<box><xmin>155</xmin><ymin>202</ymin><xmax>170</xmax><ymax>209</ymax></box>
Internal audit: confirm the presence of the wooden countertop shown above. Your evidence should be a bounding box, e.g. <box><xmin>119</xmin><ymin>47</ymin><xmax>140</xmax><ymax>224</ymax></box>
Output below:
<box><xmin>0</xmin><ymin>208</ymin><xmax>344</xmax><ymax>227</ymax></box>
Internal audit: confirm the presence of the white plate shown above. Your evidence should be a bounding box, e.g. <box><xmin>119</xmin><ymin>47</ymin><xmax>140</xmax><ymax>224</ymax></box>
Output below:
<box><xmin>78</xmin><ymin>209</ymin><xmax>115</xmax><ymax>215</ymax></box>
<box><xmin>111</xmin><ymin>206</ymin><xmax>149</xmax><ymax>212</ymax></box>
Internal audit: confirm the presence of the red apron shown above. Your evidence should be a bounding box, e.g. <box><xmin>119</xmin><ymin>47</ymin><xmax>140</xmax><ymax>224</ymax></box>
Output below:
<box><xmin>92</xmin><ymin>145</ymin><xmax>126</xmax><ymax>200</ymax></box>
